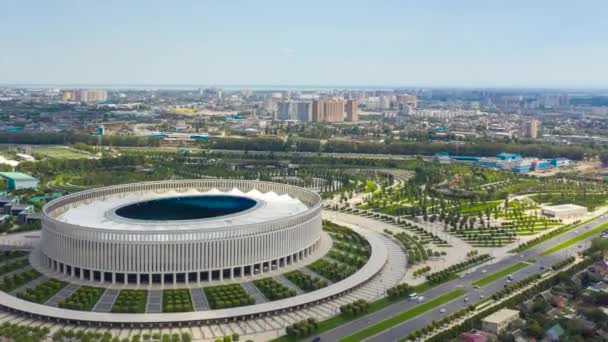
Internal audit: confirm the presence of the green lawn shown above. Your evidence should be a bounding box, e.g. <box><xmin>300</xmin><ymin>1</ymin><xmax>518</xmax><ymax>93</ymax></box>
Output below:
<box><xmin>472</xmin><ymin>262</ymin><xmax>530</xmax><ymax>287</ymax></box>
<box><xmin>541</xmin><ymin>222</ymin><xmax>608</xmax><ymax>256</ymax></box>
<box><xmin>35</xmin><ymin>147</ymin><xmax>90</xmax><ymax>160</ymax></box>
<box><xmin>339</xmin><ymin>289</ymin><xmax>466</xmax><ymax>342</ymax></box>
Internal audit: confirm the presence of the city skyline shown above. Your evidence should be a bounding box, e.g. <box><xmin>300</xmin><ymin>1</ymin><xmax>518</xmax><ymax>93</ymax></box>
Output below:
<box><xmin>2</xmin><ymin>0</ymin><xmax>608</xmax><ymax>88</ymax></box>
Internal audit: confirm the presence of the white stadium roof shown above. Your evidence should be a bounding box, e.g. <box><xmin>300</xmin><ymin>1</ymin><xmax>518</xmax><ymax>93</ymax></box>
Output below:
<box><xmin>56</xmin><ymin>187</ymin><xmax>308</xmax><ymax>232</ymax></box>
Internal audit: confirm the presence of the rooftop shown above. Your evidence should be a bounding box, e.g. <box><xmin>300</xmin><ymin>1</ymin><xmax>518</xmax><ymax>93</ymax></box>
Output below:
<box><xmin>482</xmin><ymin>308</ymin><xmax>519</xmax><ymax>324</ymax></box>
<box><xmin>0</xmin><ymin>172</ymin><xmax>39</xmax><ymax>182</ymax></box>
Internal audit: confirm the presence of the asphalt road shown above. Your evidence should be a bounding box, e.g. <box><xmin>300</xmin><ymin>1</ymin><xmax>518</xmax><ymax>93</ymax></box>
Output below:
<box><xmin>311</xmin><ymin>214</ymin><xmax>608</xmax><ymax>342</ymax></box>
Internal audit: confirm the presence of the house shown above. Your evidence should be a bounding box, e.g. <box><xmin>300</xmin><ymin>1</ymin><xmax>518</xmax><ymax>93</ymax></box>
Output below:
<box><xmin>481</xmin><ymin>308</ymin><xmax>520</xmax><ymax>334</ymax></box>
<box><xmin>588</xmin><ymin>259</ymin><xmax>608</xmax><ymax>280</ymax></box>
<box><xmin>545</xmin><ymin>324</ymin><xmax>565</xmax><ymax>342</ymax></box>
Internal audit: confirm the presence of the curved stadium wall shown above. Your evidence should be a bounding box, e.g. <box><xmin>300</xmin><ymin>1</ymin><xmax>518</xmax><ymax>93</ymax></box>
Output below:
<box><xmin>39</xmin><ymin>179</ymin><xmax>322</xmax><ymax>285</ymax></box>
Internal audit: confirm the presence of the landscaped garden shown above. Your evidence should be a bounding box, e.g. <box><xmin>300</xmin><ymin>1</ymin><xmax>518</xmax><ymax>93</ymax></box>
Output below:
<box><xmin>253</xmin><ymin>278</ymin><xmax>296</xmax><ymax>301</ymax></box>
<box><xmin>0</xmin><ymin>270</ymin><xmax>41</xmax><ymax>292</ymax></box>
<box><xmin>284</xmin><ymin>270</ymin><xmax>328</xmax><ymax>292</ymax></box>
<box><xmin>308</xmin><ymin>259</ymin><xmax>356</xmax><ymax>283</ymax></box>
<box><xmin>58</xmin><ymin>286</ymin><xmax>105</xmax><ymax>311</ymax></box>
<box><xmin>162</xmin><ymin>289</ymin><xmax>193</xmax><ymax>313</ymax></box>
<box><xmin>17</xmin><ymin>279</ymin><xmax>66</xmax><ymax>304</ymax></box>
<box><xmin>203</xmin><ymin>284</ymin><xmax>255</xmax><ymax>309</ymax></box>
<box><xmin>111</xmin><ymin>290</ymin><xmax>147</xmax><ymax>313</ymax></box>
<box><xmin>0</xmin><ymin>259</ymin><xmax>29</xmax><ymax>276</ymax></box>
<box><xmin>0</xmin><ymin>250</ymin><xmax>27</xmax><ymax>264</ymax></box>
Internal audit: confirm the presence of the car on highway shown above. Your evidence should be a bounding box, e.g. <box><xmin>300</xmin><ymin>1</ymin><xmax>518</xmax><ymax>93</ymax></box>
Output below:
<box><xmin>481</xmin><ymin>269</ymin><xmax>487</xmax><ymax>274</ymax></box>
<box><xmin>473</xmin><ymin>285</ymin><xmax>480</xmax><ymax>289</ymax></box>
<box><xmin>439</xmin><ymin>308</ymin><xmax>446</xmax><ymax>313</ymax></box>
<box><xmin>409</xmin><ymin>293</ymin><xmax>418</xmax><ymax>301</ymax></box>
<box><xmin>312</xmin><ymin>337</ymin><xmax>321</xmax><ymax>342</ymax></box>
<box><xmin>464</xmin><ymin>297</ymin><xmax>469</xmax><ymax>302</ymax></box>
<box><xmin>417</xmin><ymin>296</ymin><xmax>425</xmax><ymax>303</ymax></box>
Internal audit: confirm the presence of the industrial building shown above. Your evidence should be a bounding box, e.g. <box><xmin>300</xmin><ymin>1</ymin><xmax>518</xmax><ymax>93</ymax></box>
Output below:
<box><xmin>0</xmin><ymin>172</ymin><xmax>39</xmax><ymax>191</ymax></box>
<box><xmin>434</xmin><ymin>153</ymin><xmax>572</xmax><ymax>174</ymax></box>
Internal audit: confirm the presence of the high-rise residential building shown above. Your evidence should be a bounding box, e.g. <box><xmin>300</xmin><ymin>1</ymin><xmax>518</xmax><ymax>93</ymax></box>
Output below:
<box><xmin>312</xmin><ymin>100</ymin><xmax>324</xmax><ymax>122</ymax></box>
<box><xmin>345</xmin><ymin>99</ymin><xmax>358</xmax><ymax>122</ymax></box>
<box><xmin>524</xmin><ymin>119</ymin><xmax>541</xmax><ymax>139</ymax></box>
<box><xmin>61</xmin><ymin>89</ymin><xmax>108</xmax><ymax>103</ymax></box>
<box><xmin>296</xmin><ymin>101</ymin><xmax>312</xmax><ymax>122</ymax></box>
<box><xmin>396</xmin><ymin>94</ymin><xmax>418</xmax><ymax>108</ymax></box>
<box><xmin>277</xmin><ymin>101</ymin><xmax>312</xmax><ymax>121</ymax></box>
<box><xmin>263</xmin><ymin>94</ymin><xmax>282</xmax><ymax>113</ymax></box>
<box><xmin>312</xmin><ymin>99</ymin><xmax>345</xmax><ymax>122</ymax></box>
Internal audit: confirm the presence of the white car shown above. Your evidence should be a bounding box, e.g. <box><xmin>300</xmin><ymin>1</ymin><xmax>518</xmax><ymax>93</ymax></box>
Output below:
<box><xmin>464</xmin><ymin>297</ymin><xmax>469</xmax><ymax>302</ymax></box>
<box><xmin>439</xmin><ymin>308</ymin><xmax>447</xmax><ymax>313</ymax></box>
<box><xmin>417</xmin><ymin>296</ymin><xmax>425</xmax><ymax>303</ymax></box>
<box><xmin>481</xmin><ymin>269</ymin><xmax>487</xmax><ymax>274</ymax></box>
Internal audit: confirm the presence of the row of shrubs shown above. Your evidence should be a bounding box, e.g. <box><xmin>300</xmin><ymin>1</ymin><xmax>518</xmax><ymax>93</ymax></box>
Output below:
<box><xmin>323</xmin><ymin>221</ymin><xmax>370</xmax><ymax>247</ymax></box>
<box><xmin>59</xmin><ymin>286</ymin><xmax>105</xmax><ymax>311</ymax></box>
<box><xmin>111</xmin><ymin>290</ymin><xmax>147</xmax><ymax>313</ymax></box>
<box><xmin>0</xmin><ymin>259</ymin><xmax>28</xmax><ymax>277</ymax></box>
<box><xmin>0</xmin><ymin>250</ymin><xmax>27</xmax><ymax>264</ymax></box>
<box><xmin>253</xmin><ymin>278</ymin><xmax>296</xmax><ymax>301</ymax></box>
<box><xmin>386</xmin><ymin>283</ymin><xmax>412</xmax><ymax>299</ymax></box>
<box><xmin>413</xmin><ymin>266</ymin><xmax>431</xmax><ymax>277</ymax></box>
<box><xmin>340</xmin><ymin>299</ymin><xmax>370</xmax><ymax>317</ymax></box>
<box><xmin>52</xmin><ymin>329</ymin><xmax>192</xmax><ymax>342</ymax></box>
<box><xmin>0</xmin><ymin>322</ymin><xmax>49</xmax><ymax>342</ymax></box>
<box><xmin>328</xmin><ymin>250</ymin><xmax>368</xmax><ymax>268</ymax></box>
<box><xmin>510</xmin><ymin>220</ymin><xmax>582</xmax><ymax>253</ymax></box>
<box><xmin>308</xmin><ymin>259</ymin><xmax>356</xmax><ymax>282</ymax></box>
<box><xmin>285</xmin><ymin>318</ymin><xmax>319</xmax><ymax>339</ymax></box>
<box><xmin>491</xmin><ymin>273</ymin><xmax>542</xmax><ymax>301</ymax></box>
<box><xmin>552</xmin><ymin>256</ymin><xmax>576</xmax><ymax>271</ymax></box>
<box><xmin>163</xmin><ymin>289</ymin><xmax>193</xmax><ymax>313</ymax></box>
<box><xmin>394</xmin><ymin>232</ymin><xmax>428</xmax><ymax>266</ymax></box>
<box><xmin>204</xmin><ymin>284</ymin><xmax>255</xmax><ymax>309</ymax></box>
<box><xmin>17</xmin><ymin>279</ymin><xmax>66</xmax><ymax>304</ymax></box>
<box><xmin>334</xmin><ymin>241</ymin><xmax>370</xmax><ymax>258</ymax></box>
<box><xmin>284</xmin><ymin>270</ymin><xmax>327</xmax><ymax>292</ymax></box>
<box><xmin>426</xmin><ymin>254</ymin><xmax>492</xmax><ymax>284</ymax></box>
<box><xmin>0</xmin><ymin>270</ymin><xmax>40</xmax><ymax>292</ymax></box>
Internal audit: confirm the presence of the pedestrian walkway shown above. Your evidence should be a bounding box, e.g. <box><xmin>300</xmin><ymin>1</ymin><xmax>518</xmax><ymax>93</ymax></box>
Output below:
<box><xmin>45</xmin><ymin>283</ymin><xmax>80</xmax><ymax>307</ymax></box>
<box><xmin>92</xmin><ymin>289</ymin><xmax>119</xmax><ymax>313</ymax></box>
<box><xmin>190</xmin><ymin>288</ymin><xmax>209</xmax><ymax>311</ymax></box>
<box><xmin>146</xmin><ymin>290</ymin><xmax>162</xmax><ymax>313</ymax></box>
<box><xmin>241</xmin><ymin>282</ymin><xmax>267</xmax><ymax>304</ymax></box>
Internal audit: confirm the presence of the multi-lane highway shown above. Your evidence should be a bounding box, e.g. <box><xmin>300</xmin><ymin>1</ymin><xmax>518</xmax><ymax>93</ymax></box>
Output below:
<box><xmin>312</xmin><ymin>213</ymin><xmax>608</xmax><ymax>342</ymax></box>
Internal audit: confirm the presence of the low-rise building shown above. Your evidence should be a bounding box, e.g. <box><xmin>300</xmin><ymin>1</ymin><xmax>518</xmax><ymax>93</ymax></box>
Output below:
<box><xmin>0</xmin><ymin>172</ymin><xmax>39</xmax><ymax>191</ymax></box>
<box><xmin>481</xmin><ymin>308</ymin><xmax>520</xmax><ymax>334</ymax></box>
<box><xmin>541</xmin><ymin>204</ymin><xmax>588</xmax><ymax>219</ymax></box>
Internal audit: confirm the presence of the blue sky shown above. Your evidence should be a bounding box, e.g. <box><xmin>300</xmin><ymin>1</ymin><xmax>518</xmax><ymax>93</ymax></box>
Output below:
<box><xmin>1</xmin><ymin>0</ymin><xmax>607</xmax><ymax>87</ymax></box>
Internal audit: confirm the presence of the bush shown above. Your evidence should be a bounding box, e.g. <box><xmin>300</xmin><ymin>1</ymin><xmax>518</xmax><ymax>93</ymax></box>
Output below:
<box><xmin>111</xmin><ymin>290</ymin><xmax>147</xmax><ymax>313</ymax></box>
<box><xmin>253</xmin><ymin>278</ymin><xmax>296</xmax><ymax>301</ymax></box>
<box><xmin>204</xmin><ymin>284</ymin><xmax>254</xmax><ymax>309</ymax></box>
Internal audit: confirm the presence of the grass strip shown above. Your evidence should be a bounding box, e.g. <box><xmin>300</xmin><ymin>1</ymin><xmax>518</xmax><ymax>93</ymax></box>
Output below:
<box><xmin>541</xmin><ymin>222</ymin><xmax>608</xmax><ymax>256</ymax></box>
<box><xmin>472</xmin><ymin>262</ymin><xmax>529</xmax><ymax>287</ymax></box>
<box><xmin>511</xmin><ymin>216</ymin><xmax>599</xmax><ymax>253</ymax></box>
<box><xmin>339</xmin><ymin>289</ymin><xmax>466</xmax><ymax>342</ymax></box>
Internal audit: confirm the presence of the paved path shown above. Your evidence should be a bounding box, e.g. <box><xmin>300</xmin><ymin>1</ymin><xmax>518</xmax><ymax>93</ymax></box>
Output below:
<box><xmin>274</xmin><ymin>275</ymin><xmax>304</xmax><ymax>295</ymax></box>
<box><xmin>241</xmin><ymin>282</ymin><xmax>267</xmax><ymax>304</ymax></box>
<box><xmin>9</xmin><ymin>275</ymin><xmax>47</xmax><ymax>295</ymax></box>
<box><xmin>92</xmin><ymin>289</ymin><xmax>119</xmax><ymax>313</ymax></box>
<box><xmin>45</xmin><ymin>283</ymin><xmax>80</xmax><ymax>307</ymax></box>
<box><xmin>190</xmin><ymin>288</ymin><xmax>209</xmax><ymax>311</ymax></box>
<box><xmin>146</xmin><ymin>290</ymin><xmax>162</xmax><ymax>313</ymax></box>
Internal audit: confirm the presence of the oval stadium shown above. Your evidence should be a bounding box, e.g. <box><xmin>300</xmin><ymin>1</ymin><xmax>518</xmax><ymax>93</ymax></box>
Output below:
<box><xmin>38</xmin><ymin>179</ymin><xmax>323</xmax><ymax>285</ymax></box>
